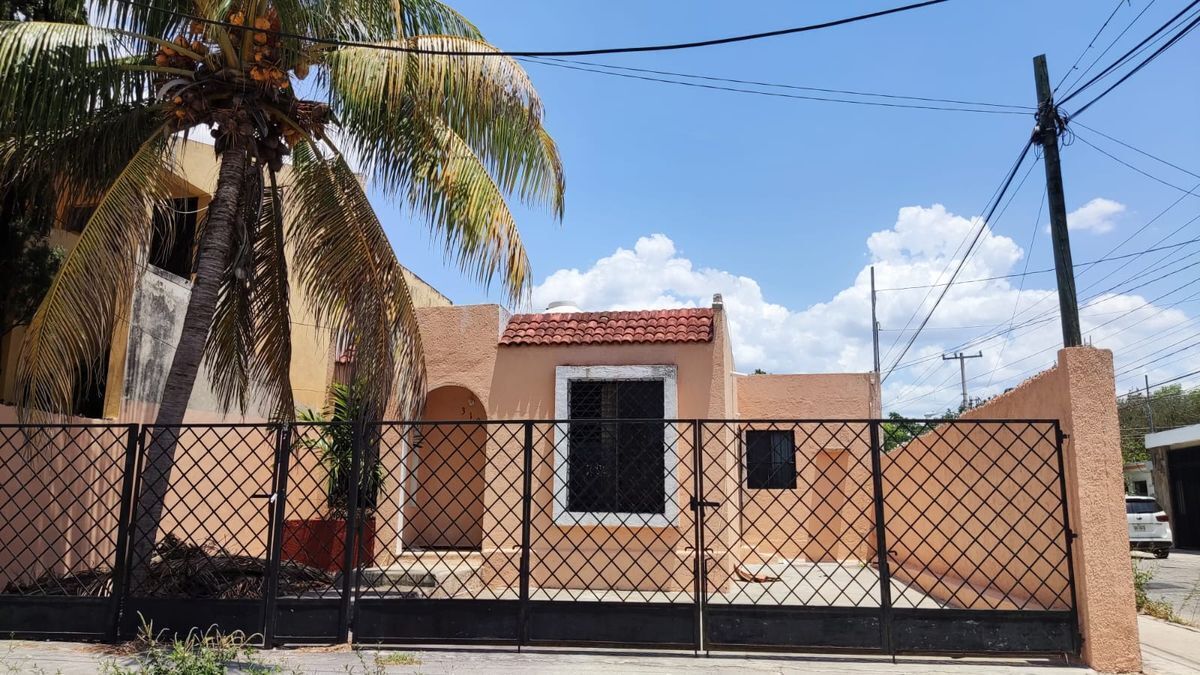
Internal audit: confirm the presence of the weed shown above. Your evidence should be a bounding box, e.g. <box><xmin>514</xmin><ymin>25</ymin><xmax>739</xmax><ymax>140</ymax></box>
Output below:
<box><xmin>1133</xmin><ymin>562</ymin><xmax>1183</xmax><ymax>623</ymax></box>
<box><xmin>98</xmin><ymin>614</ymin><xmax>276</xmax><ymax>674</ymax></box>
<box><xmin>375</xmin><ymin>652</ymin><xmax>421</xmax><ymax>666</ymax></box>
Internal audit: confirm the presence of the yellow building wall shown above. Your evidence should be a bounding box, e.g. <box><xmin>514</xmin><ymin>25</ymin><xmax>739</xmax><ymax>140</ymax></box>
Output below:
<box><xmin>1</xmin><ymin>138</ymin><xmax>452</xmax><ymax>419</ymax></box>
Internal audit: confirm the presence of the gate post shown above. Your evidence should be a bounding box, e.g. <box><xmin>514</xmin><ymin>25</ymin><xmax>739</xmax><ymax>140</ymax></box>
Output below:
<box><xmin>107</xmin><ymin>424</ymin><xmax>142</xmax><ymax>642</ymax></box>
<box><xmin>691</xmin><ymin>422</ymin><xmax>706</xmax><ymax>655</ymax></box>
<box><xmin>262</xmin><ymin>423</ymin><xmax>293</xmax><ymax>647</ymax></box>
<box><xmin>337</xmin><ymin>419</ymin><xmax>365</xmax><ymax>643</ymax></box>
<box><xmin>868</xmin><ymin>420</ymin><xmax>894</xmax><ymax>656</ymax></box>
<box><xmin>1053</xmin><ymin>422</ymin><xmax>1082</xmax><ymax>656</ymax></box>
<box><xmin>517</xmin><ymin>422</ymin><xmax>533</xmax><ymax>649</ymax></box>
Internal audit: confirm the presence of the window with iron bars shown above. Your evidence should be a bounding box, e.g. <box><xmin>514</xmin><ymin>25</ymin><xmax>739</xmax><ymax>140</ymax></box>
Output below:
<box><xmin>745</xmin><ymin>429</ymin><xmax>796</xmax><ymax>489</ymax></box>
<box><xmin>566</xmin><ymin>379</ymin><xmax>666</xmax><ymax>515</ymax></box>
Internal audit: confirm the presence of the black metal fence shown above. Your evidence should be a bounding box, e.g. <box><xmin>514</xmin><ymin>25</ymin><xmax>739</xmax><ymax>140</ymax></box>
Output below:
<box><xmin>0</xmin><ymin>418</ymin><xmax>1077</xmax><ymax>656</ymax></box>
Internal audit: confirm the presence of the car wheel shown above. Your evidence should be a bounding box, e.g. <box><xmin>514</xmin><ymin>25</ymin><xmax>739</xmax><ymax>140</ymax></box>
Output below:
<box><xmin>1155</xmin><ymin>550</ymin><xmax>1170</xmax><ymax>559</ymax></box>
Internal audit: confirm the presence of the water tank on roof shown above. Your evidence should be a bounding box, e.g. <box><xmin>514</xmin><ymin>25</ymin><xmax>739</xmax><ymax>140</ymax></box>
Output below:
<box><xmin>545</xmin><ymin>300</ymin><xmax>582</xmax><ymax>313</ymax></box>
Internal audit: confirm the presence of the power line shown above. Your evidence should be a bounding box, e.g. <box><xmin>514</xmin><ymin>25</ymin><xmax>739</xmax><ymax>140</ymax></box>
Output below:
<box><xmin>1073</xmin><ymin>131</ymin><xmax>1200</xmax><ymax>197</ymax></box>
<box><xmin>1072</xmin><ymin>122</ymin><xmax>1200</xmax><ymax>181</ymax></box>
<box><xmin>875</xmin><ymin>235</ymin><xmax>1200</xmax><ymax>292</ymax></box>
<box><xmin>1054</xmin><ymin>0</ymin><xmax>1133</xmax><ymax>93</ymax></box>
<box><xmin>1060</xmin><ymin>0</ymin><xmax>1158</xmax><ymax>96</ymax></box>
<box><xmin>1066</xmin><ymin>8</ymin><xmax>1200</xmax><ymax>117</ymax></box>
<box><xmin>881</xmin><ymin>139</ymin><xmax>1035</xmax><ymax>384</ymax></box>
<box><xmin>1059</xmin><ymin>0</ymin><xmax>1200</xmax><ymax>104</ymax></box>
<box><xmin>526</xmin><ymin>57</ymin><xmax>1030</xmax><ymax>110</ymax></box>
<box><xmin>888</xmin><ymin>233</ymin><xmax>1200</xmax><ymax>376</ymax></box>
<box><xmin>880</xmin><ymin>146</ymin><xmax>1038</xmax><ymax>372</ymax></box>
<box><xmin>117</xmin><ymin>0</ymin><xmax>954</xmax><ymax>57</ymax></box>
<box><xmin>519</xmin><ymin>58</ymin><xmax>1027</xmax><ymax>115</ymax></box>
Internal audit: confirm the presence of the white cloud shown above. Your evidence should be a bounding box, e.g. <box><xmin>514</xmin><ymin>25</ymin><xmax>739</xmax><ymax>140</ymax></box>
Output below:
<box><xmin>532</xmin><ymin>203</ymin><xmax>1197</xmax><ymax>415</ymax></box>
<box><xmin>1061</xmin><ymin>197</ymin><xmax>1125</xmax><ymax>234</ymax></box>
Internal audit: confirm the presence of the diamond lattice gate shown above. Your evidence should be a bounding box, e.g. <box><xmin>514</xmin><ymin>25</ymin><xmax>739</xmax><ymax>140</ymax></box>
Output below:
<box><xmin>0</xmin><ymin>418</ymin><xmax>1078</xmax><ymax>655</ymax></box>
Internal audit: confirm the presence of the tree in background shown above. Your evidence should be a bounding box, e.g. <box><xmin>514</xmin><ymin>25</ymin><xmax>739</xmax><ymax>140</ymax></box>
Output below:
<box><xmin>0</xmin><ymin>0</ymin><xmax>80</xmax><ymax>341</ymax></box>
<box><xmin>1118</xmin><ymin>384</ymin><xmax>1200</xmax><ymax>463</ymax></box>
<box><xmin>2</xmin><ymin>0</ymin><xmax>563</xmax><ymax>577</ymax></box>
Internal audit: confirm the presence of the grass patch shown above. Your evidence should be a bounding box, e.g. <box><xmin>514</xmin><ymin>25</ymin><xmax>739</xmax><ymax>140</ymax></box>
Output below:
<box><xmin>375</xmin><ymin>652</ymin><xmax>421</xmax><ymax>666</ymax></box>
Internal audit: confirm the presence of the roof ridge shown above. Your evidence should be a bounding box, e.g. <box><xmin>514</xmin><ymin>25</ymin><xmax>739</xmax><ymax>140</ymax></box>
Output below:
<box><xmin>500</xmin><ymin>307</ymin><xmax>715</xmax><ymax>347</ymax></box>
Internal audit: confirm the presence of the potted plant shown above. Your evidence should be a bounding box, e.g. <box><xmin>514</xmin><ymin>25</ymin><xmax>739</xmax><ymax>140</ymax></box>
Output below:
<box><xmin>283</xmin><ymin>382</ymin><xmax>383</xmax><ymax>572</ymax></box>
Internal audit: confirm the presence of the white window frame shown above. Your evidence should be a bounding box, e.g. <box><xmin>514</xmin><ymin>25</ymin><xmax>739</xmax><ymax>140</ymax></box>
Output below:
<box><xmin>553</xmin><ymin>365</ymin><xmax>679</xmax><ymax>528</ymax></box>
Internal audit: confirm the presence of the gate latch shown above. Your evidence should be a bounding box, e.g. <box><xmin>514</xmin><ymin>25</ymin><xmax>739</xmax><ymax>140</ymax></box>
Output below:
<box><xmin>251</xmin><ymin>492</ymin><xmax>278</xmax><ymax>503</ymax></box>
<box><xmin>689</xmin><ymin>497</ymin><xmax>720</xmax><ymax>511</ymax></box>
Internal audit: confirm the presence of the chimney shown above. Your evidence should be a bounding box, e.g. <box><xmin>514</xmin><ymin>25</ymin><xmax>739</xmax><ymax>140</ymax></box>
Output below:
<box><xmin>712</xmin><ymin>293</ymin><xmax>724</xmax><ymax>310</ymax></box>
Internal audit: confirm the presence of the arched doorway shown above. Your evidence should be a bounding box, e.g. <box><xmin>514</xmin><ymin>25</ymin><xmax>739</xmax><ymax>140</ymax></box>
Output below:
<box><xmin>403</xmin><ymin>386</ymin><xmax>486</xmax><ymax>549</ymax></box>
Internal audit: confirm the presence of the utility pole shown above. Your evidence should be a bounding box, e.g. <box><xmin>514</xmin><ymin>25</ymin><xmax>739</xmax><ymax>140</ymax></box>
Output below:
<box><xmin>1145</xmin><ymin>374</ymin><xmax>1156</xmax><ymax>433</ymax></box>
<box><xmin>943</xmin><ymin>351</ymin><xmax>984</xmax><ymax>411</ymax></box>
<box><xmin>1032</xmin><ymin>54</ymin><xmax>1083</xmax><ymax>347</ymax></box>
<box><xmin>871</xmin><ymin>266</ymin><xmax>881</xmax><ymax>376</ymax></box>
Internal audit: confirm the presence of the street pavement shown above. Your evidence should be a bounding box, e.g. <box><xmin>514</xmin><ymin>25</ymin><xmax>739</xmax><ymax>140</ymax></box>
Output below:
<box><xmin>1139</xmin><ymin>614</ymin><xmax>1200</xmax><ymax>675</ymax></box>
<box><xmin>0</xmin><ymin>641</ymin><xmax>1092</xmax><ymax>674</ymax></box>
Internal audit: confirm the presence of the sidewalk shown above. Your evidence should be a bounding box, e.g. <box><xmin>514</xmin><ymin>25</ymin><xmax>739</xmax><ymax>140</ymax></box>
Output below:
<box><xmin>0</xmin><ymin>641</ymin><xmax>1091</xmax><ymax>674</ymax></box>
<box><xmin>1140</xmin><ymin>614</ymin><xmax>1200</xmax><ymax>675</ymax></box>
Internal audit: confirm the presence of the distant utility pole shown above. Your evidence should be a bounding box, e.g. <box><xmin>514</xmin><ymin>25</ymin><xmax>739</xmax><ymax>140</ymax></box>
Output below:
<box><xmin>1032</xmin><ymin>54</ymin><xmax>1082</xmax><ymax>347</ymax></box>
<box><xmin>1145</xmin><ymin>374</ymin><xmax>1156</xmax><ymax>433</ymax></box>
<box><xmin>871</xmin><ymin>266</ymin><xmax>881</xmax><ymax>376</ymax></box>
<box><xmin>943</xmin><ymin>351</ymin><xmax>984</xmax><ymax>411</ymax></box>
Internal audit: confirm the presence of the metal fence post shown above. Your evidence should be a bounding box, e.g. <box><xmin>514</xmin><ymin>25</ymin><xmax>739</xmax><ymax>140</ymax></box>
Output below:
<box><xmin>517</xmin><ymin>422</ymin><xmax>534</xmax><ymax>649</ymax></box>
<box><xmin>262</xmin><ymin>424</ymin><xmax>292</xmax><ymax>647</ymax></box>
<box><xmin>1053</xmin><ymin>422</ymin><xmax>1082</xmax><ymax>656</ymax></box>
<box><xmin>337</xmin><ymin>419</ymin><xmax>364</xmax><ymax>643</ymax></box>
<box><xmin>691</xmin><ymin>421</ymin><xmax>706</xmax><ymax>655</ymax></box>
<box><xmin>868</xmin><ymin>420</ymin><xmax>894</xmax><ymax>657</ymax></box>
<box><xmin>106</xmin><ymin>424</ymin><xmax>142</xmax><ymax>641</ymax></box>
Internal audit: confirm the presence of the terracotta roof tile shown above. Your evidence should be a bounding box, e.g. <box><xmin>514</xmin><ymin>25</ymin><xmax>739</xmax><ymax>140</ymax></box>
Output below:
<box><xmin>499</xmin><ymin>308</ymin><xmax>715</xmax><ymax>346</ymax></box>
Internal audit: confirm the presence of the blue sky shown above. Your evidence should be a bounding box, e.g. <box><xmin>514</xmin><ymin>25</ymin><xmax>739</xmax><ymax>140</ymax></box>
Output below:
<box><xmin>369</xmin><ymin>1</ymin><xmax>1200</xmax><ymax>414</ymax></box>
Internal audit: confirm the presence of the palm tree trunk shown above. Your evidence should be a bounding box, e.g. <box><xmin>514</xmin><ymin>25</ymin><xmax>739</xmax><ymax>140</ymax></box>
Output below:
<box><xmin>128</xmin><ymin>146</ymin><xmax>251</xmax><ymax>588</ymax></box>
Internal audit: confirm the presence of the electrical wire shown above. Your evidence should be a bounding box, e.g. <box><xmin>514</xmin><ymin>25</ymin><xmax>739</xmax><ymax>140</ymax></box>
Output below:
<box><xmin>116</xmin><ymin>0</ymin><xmax>954</xmax><ymax>57</ymax></box>
<box><xmin>1072</xmin><ymin>122</ymin><xmax>1200</xmax><ymax>181</ymax></box>
<box><xmin>875</xmin><ymin>236</ymin><xmax>1200</xmax><ymax>292</ymax></box>
<box><xmin>1054</xmin><ymin>0</ymin><xmax>1133</xmax><ymax>93</ymax></box>
<box><xmin>1073</xmin><ymin>132</ymin><xmax>1200</xmax><ymax>197</ymax></box>
<box><xmin>524</xmin><ymin>56</ymin><xmax>1031</xmax><ymax>111</ymax></box>
<box><xmin>1060</xmin><ymin>0</ymin><xmax>1158</xmax><ymax>97</ymax></box>
<box><xmin>519</xmin><ymin>58</ymin><xmax>1028</xmax><ymax>115</ymax></box>
<box><xmin>881</xmin><ymin>139</ymin><xmax>1035</xmax><ymax>385</ymax></box>
<box><xmin>1065</xmin><ymin>8</ymin><xmax>1200</xmax><ymax>117</ymax></box>
<box><xmin>1059</xmin><ymin>0</ymin><xmax>1200</xmax><ymax>105</ymax></box>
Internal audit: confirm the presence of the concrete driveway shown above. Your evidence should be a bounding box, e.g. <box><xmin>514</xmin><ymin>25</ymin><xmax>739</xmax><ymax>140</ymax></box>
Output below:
<box><xmin>1133</xmin><ymin>549</ymin><xmax>1200</xmax><ymax>625</ymax></box>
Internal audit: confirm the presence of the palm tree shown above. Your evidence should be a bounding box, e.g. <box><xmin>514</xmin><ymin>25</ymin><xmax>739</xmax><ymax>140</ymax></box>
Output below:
<box><xmin>1</xmin><ymin>0</ymin><xmax>563</xmax><ymax>575</ymax></box>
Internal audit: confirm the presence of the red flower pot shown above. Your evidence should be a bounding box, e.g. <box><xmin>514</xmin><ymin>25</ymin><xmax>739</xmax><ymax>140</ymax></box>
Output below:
<box><xmin>281</xmin><ymin>517</ymin><xmax>376</xmax><ymax>572</ymax></box>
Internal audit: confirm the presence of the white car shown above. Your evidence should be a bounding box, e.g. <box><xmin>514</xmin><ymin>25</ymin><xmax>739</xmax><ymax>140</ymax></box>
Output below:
<box><xmin>1127</xmin><ymin>495</ymin><xmax>1173</xmax><ymax>559</ymax></box>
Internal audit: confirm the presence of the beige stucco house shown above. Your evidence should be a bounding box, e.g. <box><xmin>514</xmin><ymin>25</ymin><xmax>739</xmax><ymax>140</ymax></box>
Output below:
<box><xmin>355</xmin><ymin>297</ymin><xmax>880</xmax><ymax>595</ymax></box>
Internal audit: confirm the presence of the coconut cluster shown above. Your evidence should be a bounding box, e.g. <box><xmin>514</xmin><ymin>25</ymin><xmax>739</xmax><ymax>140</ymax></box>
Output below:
<box><xmin>157</xmin><ymin>6</ymin><xmax>321</xmax><ymax>169</ymax></box>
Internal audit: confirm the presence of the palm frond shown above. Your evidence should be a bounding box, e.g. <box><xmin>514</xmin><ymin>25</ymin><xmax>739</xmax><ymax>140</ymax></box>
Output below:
<box><xmin>247</xmin><ymin>169</ymin><xmax>294</xmax><ymax>421</ymax></box>
<box><xmin>288</xmin><ymin>140</ymin><xmax>424</xmax><ymax>418</ymax></box>
<box><xmin>406</xmin><ymin>115</ymin><xmax>533</xmax><ymax>302</ymax></box>
<box><xmin>91</xmin><ymin>0</ymin><xmax>185</xmax><ymax>38</ymax></box>
<box><xmin>0</xmin><ymin>20</ymin><xmax>150</xmax><ymax>135</ymax></box>
<box><xmin>202</xmin><ymin>166</ymin><xmax>261</xmax><ymax>415</ymax></box>
<box><xmin>396</xmin><ymin>0</ymin><xmax>481</xmax><ymax>39</ymax></box>
<box><xmin>15</xmin><ymin>130</ymin><xmax>174</xmax><ymax>418</ymax></box>
<box><xmin>324</xmin><ymin>35</ymin><xmax>563</xmax><ymax>217</ymax></box>
<box><xmin>0</xmin><ymin>102</ymin><xmax>165</xmax><ymax>204</ymax></box>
